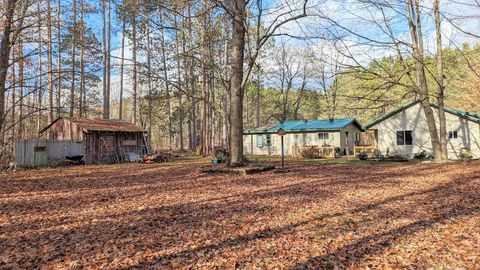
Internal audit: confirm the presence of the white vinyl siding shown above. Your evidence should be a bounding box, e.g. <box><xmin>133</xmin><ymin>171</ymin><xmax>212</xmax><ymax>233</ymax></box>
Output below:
<box><xmin>369</xmin><ymin>102</ymin><xmax>480</xmax><ymax>159</ymax></box>
<box><xmin>243</xmin><ymin>123</ymin><xmax>363</xmax><ymax>156</ymax></box>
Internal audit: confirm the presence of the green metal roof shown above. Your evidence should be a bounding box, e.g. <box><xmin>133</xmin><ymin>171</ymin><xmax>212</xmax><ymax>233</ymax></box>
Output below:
<box><xmin>363</xmin><ymin>100</ymin><xmax>480</xmax><ymax>130</ymax></box>
<box><xmin>244</xmin><ymin>118</ymin><xmax>361</xmax><ymax>134</ymax></box>
<box><xmin>431</xmin><ymin>103</ymin><xmax>480</xmax><ymax>124</ymax></box>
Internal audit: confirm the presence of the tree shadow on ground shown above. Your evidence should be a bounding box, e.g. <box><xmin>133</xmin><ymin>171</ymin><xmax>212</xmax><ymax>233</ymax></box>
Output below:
<box><xmin>1</xmin><ymin>161</ymin><xmax>479</xmax><ymax>269</ymax></box>
<box><xmin>112</xmin><ymin>164</ymin><xmax>479</xmax><ymax>268</ymax></box>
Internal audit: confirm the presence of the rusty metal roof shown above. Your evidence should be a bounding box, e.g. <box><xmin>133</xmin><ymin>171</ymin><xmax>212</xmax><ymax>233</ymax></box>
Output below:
<box><xmin>39</xmin><ymin>117</ymin><xmax>146</xmax><ymax>134</ymax></box>
<box><xmin>70</xmin><ymin>118</ymin><xmax>146</xmax><ymax>132</ymax></box>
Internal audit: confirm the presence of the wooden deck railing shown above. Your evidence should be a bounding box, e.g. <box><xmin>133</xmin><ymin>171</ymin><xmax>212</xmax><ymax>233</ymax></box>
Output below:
<box><xmin>291</xmin><ymin>146</ymin><xmax>336</xmax><ymax>159</ymax></box>
<box><xmin>353</xmin><ymin>145</ymin><xmax>378</xmax><ymax>157</ymax></box>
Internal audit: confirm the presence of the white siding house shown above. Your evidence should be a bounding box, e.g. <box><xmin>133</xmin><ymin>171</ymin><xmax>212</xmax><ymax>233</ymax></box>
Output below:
<box><xmin>243</xmin><ymin>118</ymin><xmax>363</xmax><ymax>156</ymax></box>
<box><xmin>363</xmin><ymin>101</ymin><xmax>480</xmax><ymax>159</ymax></box>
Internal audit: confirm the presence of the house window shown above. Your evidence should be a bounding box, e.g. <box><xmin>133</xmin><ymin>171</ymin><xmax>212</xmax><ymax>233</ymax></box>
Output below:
<box><xmin>318</xmin><ymin>132</ymin><xmax>329</xmax><ymax>140</ymax></box>
<box><xmin>265</xmin><ymin>134</ymin><xmax>272</xmax><ymax>146</ymax></box>
<box><xmin>257</xmin><ymin>134</ymin><xmax>272</xmax><ymax>147</ymax></box>
<box><xmin>396</xmin><ymin>130</ymin><xmax>413</xmax><ymax>145</ymax></box>
<box><xmin>256</xmin><ymin>135</ymin><xmax>263</xmax><ymax>147</ymax></box>
<box><xmin>448</xmin><ymin>131</ymin><xmax>458</xmax><ymax>139</ymax></box>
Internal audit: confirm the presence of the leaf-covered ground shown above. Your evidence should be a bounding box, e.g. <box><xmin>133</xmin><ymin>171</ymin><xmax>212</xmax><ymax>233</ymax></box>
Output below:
<box><xmin>1</xmin><ymin>160</ymin><xmax>479</xmax><ymax>269</ymax></box>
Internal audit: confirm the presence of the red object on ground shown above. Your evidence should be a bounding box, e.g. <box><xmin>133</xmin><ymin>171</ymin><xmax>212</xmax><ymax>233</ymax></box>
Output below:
<box><xmin>141</xmin><ymin>153</ymin><xmax>171</xmax><ymax>163</ymax></box>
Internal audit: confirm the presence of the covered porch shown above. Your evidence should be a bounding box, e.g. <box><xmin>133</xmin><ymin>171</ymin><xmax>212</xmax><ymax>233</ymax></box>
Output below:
<box><xmin>291</xmin><ymin>130</ymin><xmax>378</xmax><ymax>159</ymax></box>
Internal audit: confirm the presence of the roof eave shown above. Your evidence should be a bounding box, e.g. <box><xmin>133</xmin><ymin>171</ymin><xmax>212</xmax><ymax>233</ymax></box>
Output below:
<box><xmin>244</xmin><ymin>128</ymin><xmax>343</xmax><ymax>135</ymax></box>
<box><xmin>363</xmin><ymin>101</ymin><xmax>480</xmax><ymax>130</ymax></box>
<box><xmin>430</xmin><ymin>103</ymin><xmax>480</xmax><ymax>124</ymax></box>
<box><xmin>83</xmin><ymin>128</ymin><xmax>147</xmax><ymax>133</ymax></box>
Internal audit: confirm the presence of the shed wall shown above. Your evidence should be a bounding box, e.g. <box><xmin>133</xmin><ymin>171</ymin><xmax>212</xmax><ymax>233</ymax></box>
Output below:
<box><xmin>40</xmin><ymin>119</ymin><xmax>147</xmax><ymax>164</ymax></box>
<box><xmin>40</xmin><ymin>118</ymin><xmax>84</xmax><ymax>140</ymax></box>
<box><xmin>15</xmin><ymin>139</ymin><xmax>85</xmax><ymax>167</ymax></box>
<box><xmin>85</xmin><ymin>132</ymin><xmax>146</xmax><ymax>164</ymax></box>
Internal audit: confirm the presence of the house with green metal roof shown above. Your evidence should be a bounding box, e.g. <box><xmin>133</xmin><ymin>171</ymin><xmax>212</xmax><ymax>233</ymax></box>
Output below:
<box><xmin>243</xmin><ymin>118</ymin><xmax>365</xmax><ymax>156</ymax></box>
<box><xmin>363</xmin><ymin>100</ymin><xmax>480</xmax><ymax>159</ymax></box>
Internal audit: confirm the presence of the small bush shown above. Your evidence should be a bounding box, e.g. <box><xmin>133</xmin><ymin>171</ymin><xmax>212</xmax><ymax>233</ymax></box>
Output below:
<box><xmin>461</xmin><ymin>149</ymin><xmax>473</xmax><ymax>160</ymax></box>
<box><xmin>301</xmin><ymin>146</ymin><xmax>320</xmax><ymax>159</ymax></box>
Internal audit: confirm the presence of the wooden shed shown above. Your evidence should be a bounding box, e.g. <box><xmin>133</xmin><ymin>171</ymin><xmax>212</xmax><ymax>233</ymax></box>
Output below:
<box><xmin>38</xmin><ymin>117</ymin><xmax>147</xmax><ymax>164</ymax></box>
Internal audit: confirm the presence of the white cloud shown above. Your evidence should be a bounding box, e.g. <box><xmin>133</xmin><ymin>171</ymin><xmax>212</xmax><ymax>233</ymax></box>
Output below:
<box><xmin>267</xmin><ymin>0</ymin><xmax>480</xmax><ymax>65</ymax></box>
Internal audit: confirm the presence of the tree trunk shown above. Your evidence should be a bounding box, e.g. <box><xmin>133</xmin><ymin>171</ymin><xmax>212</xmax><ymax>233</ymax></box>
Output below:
<box><xmin>18</xmin><ymin>34</ymin><xmax>24</xmax><ymax>138</ymax></box>
<box><xmin>222</xmin><ymin>15</ymin><xmax>230</xmax><ymax>149</ymax></box>
<box><xmin>209</xmin><ymin>69</ymin><xmax>214</xmax><ymax>152</ymax></box>
<box><xmin>256</xmin><ymin>65</ymin><xmax>260</xmax><ymax>127</ymax></box>
<box><xmin>174</xmin><ymin>14</ymin><xmax>184</xmax><ymax>150</ymax></box>
<box><xmin>11</xmin><ymin>50</ymin><xmax>16</xmax><ymax>144</ymax></box>
<box><xmin>434</xmin><ymin>0</ymin><xmax>448</xmax><ymax>160</ymax></box>
<box><xmin>406</xmin><ymin>0</ymin><xmax>442</xmax><ymax>160</ymax></box>
<box><xmin>102</xmin><ymin>0</ymin><xmax>108</xmax><ymax>119</ymax></box>
<box><xmin>200</xmin><ymin>1</ymin><xmax>208</xmax><ymax>156</ymax></box>
<box><xmin>187</xmin><ymin>2</ymin><xmax>196</xmax><ymax>150</ymax></box>
<box><xmin>132</xmin><ymin>12</ymin><xmax>138</xmax><ymax>124</ymax></box>
<box><xmin>79</xmin><ymin>0</ymin><xmax>85</xmax><ymax>118</ymax></box>
<box><xmin>37</xmin><ymin>0</ymin><xmax>43</xmax><ymax>132</ymax></box>
<box><xmin>159</xmin><ymin>11</ymin><xmax>172</xmax><ymax>149</ymax></box>
<box><xmin>56</xmin><ymin>0</ymin><xmax>62</xmax><ymax>117</ymax></box>
<box><xmin>0</xmin><ymin>0</ymin><xmax>17</xmax><ymax>135</ymax></box>
<box><xmin>70</xmin><ymin>0</ymin><xmax>77</xmax><ymax>117</ymax></box>
<box><xmin>47</xmin><ymin>0</ymin><xmax>54</xmax><ymax>122</ymax></box>
<box><xmin>229</xmin><ymin>0</ymin><xmax>246</xmax><ymax>166</ymax></box>
<box><xmin>182</xmin><ymin>9</ymin><xmax>192</xmax><ymax>150</ymax></box>
<box><xmin>10</xmin><ymin>49</ymin><xmax>17</xmax><ymax>146</ymax></box>
<box><xmin>119</xmin><ymin>5</ymin><xmax>125</xmax><ymax>120</ymax></box>
<box><xmin>147</xmin><ymin>20</ymin><xmax>153</xmax><ymax>145</ymax></box>
<box><xmin>106</xmin><ymin>0</ymin><xmax>111</xmax><ymax>119</ymax></box>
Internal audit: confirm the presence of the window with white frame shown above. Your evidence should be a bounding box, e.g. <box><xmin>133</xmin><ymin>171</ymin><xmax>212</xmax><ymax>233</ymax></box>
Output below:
<box><xmin>396</xmin><ymin>130</ymin><xmax>413</xmax><ymax>145</ymax></box>
<box><xmin>318</xmin><ymin>132</ymin><xmax>329</xmax><ymax>140</ymax></box>
<box><xmin>448</xmin><ymin>130</ymin><xmax>458</xmax><ymax>139</ymax></box>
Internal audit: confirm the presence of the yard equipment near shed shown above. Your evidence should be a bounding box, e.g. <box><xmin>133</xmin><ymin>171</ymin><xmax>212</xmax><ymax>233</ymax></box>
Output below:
<box><xmin>0</xmin><ymin>162</ymin><xmax>17</xmax><ymax>172</ymax></box>
<box><xmin>141</xmin><ymin>152</ymin><xmax>172</xmax><ymax>163</ymax></box>
<box><xmin>63</xmin><ymin>155</ymin><xmax>86</xmax><ymax>165</ymax></box>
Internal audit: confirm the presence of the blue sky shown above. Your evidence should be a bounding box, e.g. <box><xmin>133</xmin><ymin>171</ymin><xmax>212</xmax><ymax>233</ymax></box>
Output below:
<box><xmin>74</xmin><ymin>0</ymin><xmax>480</xmax><ymax>98</ymax></box>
